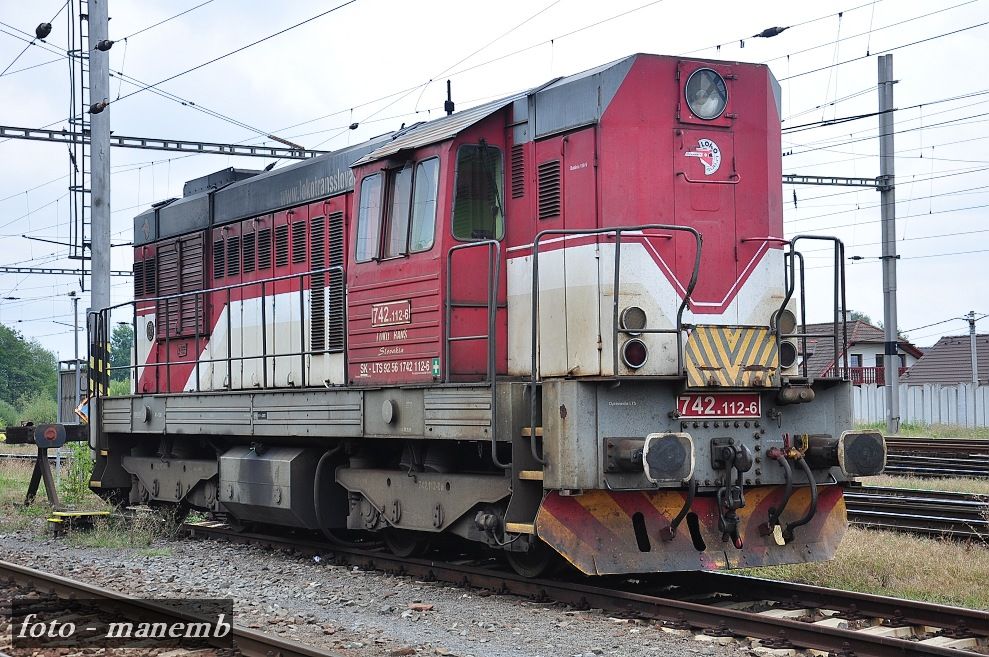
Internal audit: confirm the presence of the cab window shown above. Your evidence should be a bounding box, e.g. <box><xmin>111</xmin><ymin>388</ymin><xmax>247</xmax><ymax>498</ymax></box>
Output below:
<box><xmin>355</xmin><ymin>173</ymin><xmax>382</xmax><ymax>262</ymax></box>
<box><xmin>452</xmin><ymin>143</ymin><xmax>504</xmax><ymax>240</ymax></box>
<box><xmin>409</xmin><ymin>158</ymin><xmax>439</xmax><ymax>252</ymax></box>
<box><xmin>383</xmin><ymin>165</ymin><xmax>413</xmax><ymax>258</ymax></box>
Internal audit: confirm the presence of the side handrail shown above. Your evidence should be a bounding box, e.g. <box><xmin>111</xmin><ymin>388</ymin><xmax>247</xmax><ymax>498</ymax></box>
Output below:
<box><xmin>444</xmin><ymin>239</ymin><xmax>507</xmax><ymax>470</ymax></box>
<box><xmin>95</xmin><ymin>265</ymin><xmax>346</xmax><ymax>396</ymax></box>
<box><xmin>528</xmin><ymin>225</ymin><xmax>703</xmax><ymax>464</ymax></box>
<box><xmin>778</xmin><ymin>236</ymin><xmax>848</xmax><ymax>380</ymax></box>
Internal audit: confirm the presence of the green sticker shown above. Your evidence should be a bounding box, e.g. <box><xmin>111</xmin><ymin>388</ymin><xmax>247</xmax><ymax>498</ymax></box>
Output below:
<box><xmin>431</xmin><ymin>358</ymin><xmax>440</xmax><ymax>377</ymax></box>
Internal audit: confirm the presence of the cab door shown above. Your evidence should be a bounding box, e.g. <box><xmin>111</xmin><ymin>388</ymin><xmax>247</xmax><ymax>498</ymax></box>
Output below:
<box><xmin>347</xmin><ymin>153</ymin><xmax>443</xmax><ymax>385</ymax></box>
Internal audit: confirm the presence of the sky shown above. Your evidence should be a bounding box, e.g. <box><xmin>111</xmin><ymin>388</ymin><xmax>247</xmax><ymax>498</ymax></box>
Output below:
<box><xmin>0</xmin><ymin>0</ymin><xmax>987</xmax><ymax>359</ymax></box>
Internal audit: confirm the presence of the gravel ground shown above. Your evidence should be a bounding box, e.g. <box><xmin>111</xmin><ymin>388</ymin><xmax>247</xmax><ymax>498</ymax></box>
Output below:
<box><xmin>0</xmin><ymin>529</ymin><xmax>755</xmax><ymax>657</ymax></box>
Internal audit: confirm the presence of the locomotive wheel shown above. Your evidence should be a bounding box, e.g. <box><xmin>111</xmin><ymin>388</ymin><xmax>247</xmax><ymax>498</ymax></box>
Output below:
<box><xmin>506</xmin><ymin>539</ymin><xmax>560</xmax><ymax>578</ymax></box>
<box><xmin>383</xmin><ymin>529</ymin><xmax>432</xmax><ymax>558</ymax></box>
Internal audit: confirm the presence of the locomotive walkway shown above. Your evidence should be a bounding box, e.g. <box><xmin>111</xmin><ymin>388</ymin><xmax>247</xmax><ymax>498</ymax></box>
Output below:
<box><xmin>182</xmin><ymin>521</ymin><xmax>989</xmax><ymax>656</ymax></box>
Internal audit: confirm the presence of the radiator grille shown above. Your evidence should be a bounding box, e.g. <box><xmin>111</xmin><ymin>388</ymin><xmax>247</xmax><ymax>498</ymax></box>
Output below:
<box><xmin>511</xmin><ymin>144</ymin><xmax>525</xmax><ymax>199</ymax></box>
<box><xmin>257</xmin><ymin>228</ymin><xmax>272</xmax><ymax>270</ymax></box>
<box><xmin>275</xmin><ymin>224</ymin><xmax>289</xmax><ymax>268</ymax></box>
<box><xmin>537</xmin><ymin>160</ymin><xmax>561</xmax><ymax>219</ymax></box>
<box><xmin>291</xmin><ymin>220</ymin><xmax>306</xmax><ymax>264</ymax></box>
<box><xmin>144</xmin><ymin>256</ymin><xmax>156</xmax><ymax>294</ymax></box>
<box><xmin>242</xmin><ymin>231</ymin><xmax>256</xmax><ymax>273</ymax></box>
<box><xmin>133</xmin><ymin>260</ymin><xmax>144</xmax><ymax>296</ymax></box>
<box><xmin>310</xmin><ymin>216</ymin><xmax>326</xmax><ymax>352</ymax></box>
<box><xmin>157</xmin><ymin>233</ymin><xmax>206</xmax><ymax>338</ymax></box>
<box><xmin>226</xmin><ymin>235</ymin><xmax>240</xmax><ymax>277</ymax></box>
<box><xmin>212</xmin><ymin>239</ymin><xmax>225</xmax><ymax>279</ymax></box>
<box><xmin>327</xmin><ymin>212</ymin><xmax>345</xmax><ymax>352</ymax></box>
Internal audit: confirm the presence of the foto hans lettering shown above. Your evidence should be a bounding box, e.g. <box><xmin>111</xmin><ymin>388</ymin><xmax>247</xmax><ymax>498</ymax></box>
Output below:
<box><xmin>370</xmin><ymin>300</ymin><xmax>412</xmax><ymax>327</ymax></box>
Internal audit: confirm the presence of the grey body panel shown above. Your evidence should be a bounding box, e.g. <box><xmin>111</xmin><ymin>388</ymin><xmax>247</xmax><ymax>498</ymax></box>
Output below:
<box><xmin>183</xmin><ymin>167</ymin><xmax>259</xmax><ymax>197</ymax></box>
<box><xmin>101</xmin><ymin>386</ymin><xmax>489</xmax><ymax>440</ymax></box>
<box><xmin>531</xmin><ymin>55</ymin><xmax>634</xmax><ymax>139</ymax></box>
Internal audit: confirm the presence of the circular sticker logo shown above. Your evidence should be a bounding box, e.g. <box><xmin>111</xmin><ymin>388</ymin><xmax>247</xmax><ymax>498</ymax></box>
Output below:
<box><xmin>685</xmin><ymin>138</ymin><xmax>722</xmax><ymax>176</ymax></box>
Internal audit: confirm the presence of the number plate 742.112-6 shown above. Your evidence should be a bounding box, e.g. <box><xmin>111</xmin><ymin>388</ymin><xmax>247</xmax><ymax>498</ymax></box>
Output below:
<box><xmin>676</xmin><ymin>393</ymin><xmax>761</xmax><ymax>419</ymax></box>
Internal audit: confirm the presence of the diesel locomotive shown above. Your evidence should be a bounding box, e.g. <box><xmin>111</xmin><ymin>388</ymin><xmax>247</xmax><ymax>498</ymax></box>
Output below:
<box><xmin>87</xmin><ymin>53</ymin><xmax>886</xmax><ymax>576</ymax></box>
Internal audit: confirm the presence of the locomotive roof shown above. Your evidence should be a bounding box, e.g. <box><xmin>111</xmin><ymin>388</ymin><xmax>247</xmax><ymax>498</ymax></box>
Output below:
<box><xmin>134</xmin><ymin>135</ymin><xmax>392</xmax><ymax>246</ymax></box>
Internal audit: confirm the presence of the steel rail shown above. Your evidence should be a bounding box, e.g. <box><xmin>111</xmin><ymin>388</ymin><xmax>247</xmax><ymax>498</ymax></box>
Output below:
<box><xmin>845</xmin><ymin>486</ymin><xmax>989</xmax><ymax>538</ymax></box>
<box><xmin>183</xmin><ymin>522</ymin><xmax>987</xmax><ymax>656</ymax></box>
<box><xmin>0</xmin><ymin>560</ymin><xmax>341</xmax><ymax>657</ymax></box>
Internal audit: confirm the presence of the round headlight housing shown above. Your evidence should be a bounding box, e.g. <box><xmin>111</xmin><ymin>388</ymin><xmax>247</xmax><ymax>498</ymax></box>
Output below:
<box><xmin>685</xmin><ymin>68</ymin><xmax>728</xmax><ymax>120</ymax></box>
<box><xmin>772</xmin><ymin>308</ymin><xmax>798</xmax><ymax>335</ymax></box>
<box><xmin>622</xmin><ymin>339</ymin><xmax>649</xmax><ymax>369</ymax></box>
<box><xmin>620</xmin><ymin>306</ymin><xmax>647</xmax><ymax>336</ymax></box>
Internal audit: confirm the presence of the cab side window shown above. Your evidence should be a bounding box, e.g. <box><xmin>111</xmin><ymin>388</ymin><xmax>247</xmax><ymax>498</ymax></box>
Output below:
<box><xmin>409</xmin><ymin>158</ymin><xmax>439</xmax><ymax>252</ymax></box>
<box><xmin>356</xmin><ymin>173</ymin><xmax>382</xmax><ymax>262</ymax></box>
<box><xmin>452</xmin><ymin>143</ymin><xmax>504</xmax><ymax>241</ymax></box>
<box><xmin>358</xmin><ymin>159</ymin><xmax>439</xmax><ymax>262</ymax></box>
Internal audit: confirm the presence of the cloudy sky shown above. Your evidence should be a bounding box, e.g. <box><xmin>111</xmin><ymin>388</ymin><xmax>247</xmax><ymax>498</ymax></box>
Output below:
<box><xmin>0</xmin><ymin>0</ymin><xmax>986</xmax><ymax>359</ymax></box>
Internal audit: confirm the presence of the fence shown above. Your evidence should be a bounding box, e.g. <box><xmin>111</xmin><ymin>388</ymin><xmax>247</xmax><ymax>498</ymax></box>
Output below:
<box><xmin>852</xmin><ymin>383</ymin><xmax>989</xmax><ymax>427</ymax></box>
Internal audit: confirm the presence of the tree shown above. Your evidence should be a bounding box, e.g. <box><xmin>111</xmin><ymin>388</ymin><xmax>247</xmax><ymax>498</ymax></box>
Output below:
<box><xmin>0</xmin><ymin>324</ymin><xmax>57</xmax><ymax>406</ymax></box>
<box><xmin>848</xmin><ymin>310</ymin><xmax>873</xmax><ymax>324</ymax></box>
<box><xmin>109</xmin><ymin>323</ymin><xmax>134</xmax><ymax>382</ymax></box>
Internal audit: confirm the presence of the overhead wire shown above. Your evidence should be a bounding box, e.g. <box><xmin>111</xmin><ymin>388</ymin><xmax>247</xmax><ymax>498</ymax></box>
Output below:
<box><xmin>0</xmin><ymin>0</ymin><xmax>68</xmax><ymax>77</ymax></box>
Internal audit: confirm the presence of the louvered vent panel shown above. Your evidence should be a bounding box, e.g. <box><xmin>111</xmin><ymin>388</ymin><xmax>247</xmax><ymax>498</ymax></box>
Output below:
<box><xmin>156</xmin><ymin>241</ymin><xmax>180</xmax><ymax>338</ymax></box>
<box><xmin>511</xmin><ymin>144</ymin><xmax>525</xmax><ymax>199</ymax></box>
<box><xmin>212</xmin><ymin>239</ymin><xmax>225</xmax><ymax>279</ymax></box>
<box><xmin>242</xmin><ymin>232</ymin><xmax>256</xmax><ymax>273</ymax></box>
<box><xmin>327</xmin><ymin>212</ymin><xmax>345</xmax><ymax>353</ymax></box>
<box><xmin>178</xmin><ymin>233</ymin><xmax>206</xmax><ymax>336</ymax></box>
<box><xmin>275</xmin><ymin>224</ymin><xmax>289</xmax><ymax>268</ymax></box>
<box><xmin>537</xmin><ymin>160</ymin><xmax>561</xmax><ymax>219</ymax></box>
<box><xmin>257</xmin><ymin>228</ymin><xmax>272</xmax><ymax>270</ymax></box>
<box><xmin>310</xmin><ymin>216</ymin><xmax>326</xmax><ymax>352</ymax></box>
<box><xmin>134</xmin><ymin>260</ymin><xmax>145</xmax><ymax>296</ymax></box>
<box><xmin>144</xmin><ymin>256</ymin><xmax>156</xmax><ymax>295</ymax></box>
<box><xmin>226</xmin><ymin>236</ymin><xmax>240</xmax><ymax>277</ymax></box>
<box><xmin>291</xmin><ymin>221</ymin><xmax>306</xmax><ymax>264</ymax></box>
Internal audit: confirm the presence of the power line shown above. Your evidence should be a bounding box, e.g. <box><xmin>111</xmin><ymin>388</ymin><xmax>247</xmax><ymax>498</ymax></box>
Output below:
<box><xmin>0</xmin><ymin>0</ymin><xmax>68</xmax><ymax>77</ymax></box>
<box><xmin>109</xmin><ymin>0</ymin><xmax>358</xmax><ymax>108</ymax></box>
<box><xmin>779</xmin><ymin>20</ymin><xmax>989</xmax><ymax>81</ymax></box>
<box><xmin>118</xmin><ymin>0</ymin><xmax>216</xmax><ymax>40</ymax></box>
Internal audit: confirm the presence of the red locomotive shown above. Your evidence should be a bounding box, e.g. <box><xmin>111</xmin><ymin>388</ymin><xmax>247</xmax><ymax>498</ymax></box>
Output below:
<box><xmin>90</xmin><ymin>53</ymin><xmax>885</xmax><ymax>576</ymax></box>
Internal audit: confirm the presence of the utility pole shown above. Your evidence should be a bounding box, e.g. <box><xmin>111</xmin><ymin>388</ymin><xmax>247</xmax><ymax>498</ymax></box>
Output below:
<box><xmin>967</xmin><ymin>310</ymin><xmax>979</xmax><ymax>427</ymax></box>
<box><xmin>70</xmin><ymin>291</ymin><xmax>81</xmax><ymax>411</ymax></box>
<box><xmin>878</xmin><ymin>54</ymin><xmax>900</xmax><ymax>435</ymax></box>
<box><xmin>90</xmin><ymin>0</ymin><xmax>111</xmax><ymax>316</ymax></box>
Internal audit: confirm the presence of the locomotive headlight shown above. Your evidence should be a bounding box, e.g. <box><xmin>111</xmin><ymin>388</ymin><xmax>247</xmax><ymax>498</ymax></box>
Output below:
<box><xmin>772</xmin><ymin>308</ymin><xmax>797</xmax><ymax>335</ymax></box>
<box><xmin>685</xmin><ymin>68</ymin><xmax>728</xmax><ymax>120</ymax></box>
<box><xmin>620</xmin><ymin>306</ymin><xmax>647</xmax><ymax>336</ymax></box>
<box><xmin>779</xmin><ymin>341</ymin><xmax>798</xmax><ymax>369</ymax></box>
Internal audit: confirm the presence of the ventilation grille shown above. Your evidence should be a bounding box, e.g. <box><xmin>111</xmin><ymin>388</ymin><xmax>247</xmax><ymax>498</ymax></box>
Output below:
<box><xmin>537</xmin><ymin>160</ymin><xmax>561</xmax><ymax>219</ymax></box>
<box><xmin>144</xmin><ymin>256</ymin><xmax>156</xmax><ymax>295</ymax></box>
<box><xmin>134</xmin><ymin>260</ymin><xmax>145</xmax><ymax>296</ymax></box>
<box><xmin>275</xmin><ymin>224</ymin><xmax>289</xmax><ymax>268</ymax></box>
<box><xmin>291</xmin><ymin>221</ymin><xmax>306</xmax><ymax>264</ymax></box>
<box><xmin>157</xmin><ymin>233</ymin><xmax>206</xmax><ymax>338</ymax></box>
<box><xmin>258</xmin><ymin>228</ymin><xmax>272</xmax><ymax>270</ymax></box>
<box><xmin>226</xmin><ymin>235</ymin><xmax>240</xmax><ymax>277</ymax></box>
<box><xmin>242</xmin><ymin>232</ymin><xmax>256</xmax><ymax>274</ymax></box>
<box><xmin>310</xmin><ymin>216</ymin><xmax>326</xmax><ymax>352</ymax></box>
<box><xmin>327</xmin><ymin>212</ymin><xmax>345</xmax><ymax>352</ymax></box>
<box><xmin>212</xmin><ymin>239</ymin><xmax>225</xmax><ymax>279</ymax></box>
<box><xmin>511</xmin><ymin>144</ymin><xmax>525</xmax><ymax>199</ymax></box>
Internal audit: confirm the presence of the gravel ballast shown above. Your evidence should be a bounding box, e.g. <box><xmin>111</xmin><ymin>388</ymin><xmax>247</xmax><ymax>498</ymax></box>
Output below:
<box><xmin>0</xmin><ymin>528</ymin><xmax>753</xmax><ymax>657</ymax></box>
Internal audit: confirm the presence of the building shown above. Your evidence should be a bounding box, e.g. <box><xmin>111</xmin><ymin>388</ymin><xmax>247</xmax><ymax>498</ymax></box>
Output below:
<box><xmin>799</xmin><ymin>320</ymin><xmax>924</xmax><ymax>385</ymax></box>
<box><xmin>900</xmin><ymin>334</ymin><xmax>989</xmax><ymax>385</ymax></box>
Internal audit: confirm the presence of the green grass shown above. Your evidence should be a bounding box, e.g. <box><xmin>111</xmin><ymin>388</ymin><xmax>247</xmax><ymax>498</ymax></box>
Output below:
<box><xmin>860</xmin><ymin>474</ymin><xmax>989</xmax><ymax>496</ymax></box>
<box><xmin>745</xmin><ymin>527</ymin><xmax>989</xmax><ymax>610</ymax></box>
<box><xmin>856</xmin><ymin>421</ymin><xmax>989</xmax><ymax>440</ymax></box>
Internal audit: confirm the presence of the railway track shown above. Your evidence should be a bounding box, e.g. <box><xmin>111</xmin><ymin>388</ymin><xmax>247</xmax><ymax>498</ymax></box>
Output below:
<box><xmin>182</xmin><ymin>521</ymin><xmax>989</xmax><ymax>656</ymax></box>
<box><xmin>846</xmin><ymin>486</ymin><xmax>989</xmax><ymax>538</ymax></box>
<box><xmin>885</xmin><ymin>438</ymin><xmax>989</xmax><ymax>479</ymax></box>
<box><xmin>0</xmin><ymin>560</ymin><xmax>338</xmax><ymax>657</ymax></box>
